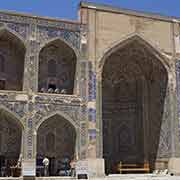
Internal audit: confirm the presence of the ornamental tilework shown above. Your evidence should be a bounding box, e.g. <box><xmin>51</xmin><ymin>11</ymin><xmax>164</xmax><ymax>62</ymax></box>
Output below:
<box><xmin>88</xmin><ymin>63</ymin><xmax>96</xmax><ymax>101</ymax></box>
<box><xmin>38</xmin><ymin>26</ymin><xmax>80</xmax><ymax>49</ymax></box>
<box><xmin>88</xmin><ymin>129</ymin><xmax>97</xmax><ymax>140</ymax></box>
<box><xmin>0</xmin><ymin>100</ymin><xmax>26</xmax><ymax>118</ymax></box>
<box><xmin>88</xmin><ymin>61</ymin><xmax>97</xmax><ymax>144</ymax></box>
<box><xmin>36</xmin><ymin>19</ymin><xmax>83</xmax><ymax>31</ymax></box>
<box><xmin>7</xmin><ymin>22</ymin><xmax>29</xmax><ymax>39</ymax></box>
<box><xmin>0</xmin><ymin>12</ymin><xmax>84</xmax><ymax>31</ymax></box>
<box><xmin>0</xmin><ymin>5</ymin><xmax>178</xmax><ymax>175</ymax></box>
<box><xmin>33</xmin><ymin>103</ymin><xmax>81</xmax><ymax>128</ymax></box>
<box><xmin>88</xmin><ymin>108</ymin><xmax>96</xmax><ymax>123</ymax></box>
<box><xmin>28</xmin><ymin>118</ymin><xmax>33</xmax><ymax>129</ymax></box>
<box><xmin>0</xmin><ymin>13</ymin><xmax>33</xmax><ymax>24</ymax></box>
<box><xmin>80</xmin><ymin>61</ymin><xmax>88</xmax><ymax>100</ymax></box>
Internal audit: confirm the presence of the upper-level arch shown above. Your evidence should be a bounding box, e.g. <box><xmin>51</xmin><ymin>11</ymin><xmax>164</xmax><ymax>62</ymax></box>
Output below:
<box><xmin>0</xmin><ymin>27</ymin><xmax>26</xmax><ymax>91</ymax></box>
<box><xmin>39</xmin><ymin>36</ymin><xmax>80</xmax><ymax>59</ymax></box>
<box><xmin>38</xmin><ymin>37</ymin><xmax>77</xmax><ymax>95</ymax></box>
<box><xmin>0</xmin><ymin>26</ymin><xmax>26</xmax><ymax>47</ymax></box>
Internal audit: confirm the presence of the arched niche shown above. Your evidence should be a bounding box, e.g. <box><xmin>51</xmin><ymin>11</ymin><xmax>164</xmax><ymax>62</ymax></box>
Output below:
<box><xmin>36</xmin><ymin>114</ymin><xmax>77</xmax><ymax>176</ymax></box>
<box><xmin>38</xmin><ymin>38</ymin><xmax>77</xmax><ymax>95</ymax></box>
<box><xmin>101</xmin><ymin>36</ymin><xmax>168</xmax><ymax>174</ymax></box>
<box><xmin>0</xmin><ymin>108</ymin><xmax>23</xmax><ymax>177</ymax></box>
<box><xmin>0</xmin><ymin>28</ymin><xmax>26</xmax><ymax>91</ymax></box>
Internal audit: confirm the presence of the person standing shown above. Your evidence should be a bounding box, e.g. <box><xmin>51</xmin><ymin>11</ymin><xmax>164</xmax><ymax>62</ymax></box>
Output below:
<box><xmin>43</xmin><ymin>157</ymin><xmax>49</xmax><ymax>177</ymax></box>
<box><xmin>70</xmin><ymin>159</ymin><xmax>76</xmax><ymax>177</ymax></box>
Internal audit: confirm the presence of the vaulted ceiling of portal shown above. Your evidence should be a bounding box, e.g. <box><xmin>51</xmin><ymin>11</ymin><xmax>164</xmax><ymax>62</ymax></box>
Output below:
<box><xmin>102</xmin><ymin>40</ymin><xmax>167</xmax><ymax>89</ymax></box>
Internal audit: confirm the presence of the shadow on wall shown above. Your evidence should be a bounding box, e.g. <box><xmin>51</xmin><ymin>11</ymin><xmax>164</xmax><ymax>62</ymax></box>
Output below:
<box><xmin>0</xmin><ymin>29</ymin><xmax>25</xmax><ymax>91</ymax></box>
<box><xmin>38</xmin><ymin>39</ymin><xmax>77</xmax><ymax>95</ymax></box>
<box><xmin>102</xmin><ymin>37</ymin><xmax>168</xmax><ymax>174</ymax></box>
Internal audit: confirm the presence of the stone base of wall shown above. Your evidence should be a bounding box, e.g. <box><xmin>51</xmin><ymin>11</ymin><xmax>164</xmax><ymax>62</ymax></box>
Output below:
<box><xmin>86</xmin><ymin>158</ymin><xmax>105</xmax><ymax>177</ymax></box>
<box><xmin>169</xmin><ymin>158</ymin><xmax>180</xmax><ymax>175</ymax></box>
<box><xmin>155</xmin><ymin>159</ymin><xmax>169</xmax><ymax>170</ymax></box>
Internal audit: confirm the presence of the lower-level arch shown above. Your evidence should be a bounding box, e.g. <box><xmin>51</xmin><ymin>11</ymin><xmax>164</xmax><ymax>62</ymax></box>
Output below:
<box><xmin>0</xmin><ymin>108</ymin><xmax>23</xmax><ymax>177</ymax></box>
<box><xmin>36</xmin><ymin>113</ymin><xmax>77</xmax><ymax>176</ymax></box>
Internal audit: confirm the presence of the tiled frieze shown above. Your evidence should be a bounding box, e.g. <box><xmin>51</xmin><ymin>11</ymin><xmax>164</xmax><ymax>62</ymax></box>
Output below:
<box><xmin>0</xmin><ymin>11</ymin><xmax>83</xmax><ymax>31</ymax></box>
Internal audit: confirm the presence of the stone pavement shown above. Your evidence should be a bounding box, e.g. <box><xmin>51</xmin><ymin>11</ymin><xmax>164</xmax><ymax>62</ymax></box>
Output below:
<box><xmin>34</xmin><ymin>175</ymin><xmax>180</xmax><ymax>180</ymax></box>
<box><xmin>2</xmin><ymin>175</ymin><xmax>180</xmax><ymax>180</ymax></box>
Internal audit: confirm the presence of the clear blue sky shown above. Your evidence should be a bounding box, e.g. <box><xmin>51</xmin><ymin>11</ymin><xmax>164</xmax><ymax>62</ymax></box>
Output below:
<box><xmin>0</xmin><ymin>0</ymin><xmax>180</xmax><ymax>20</ymax></box>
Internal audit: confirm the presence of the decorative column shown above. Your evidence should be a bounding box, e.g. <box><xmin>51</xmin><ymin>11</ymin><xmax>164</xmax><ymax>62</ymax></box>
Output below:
<box><xmin>82</xmin><ymin>8</ymin><xmax>105</xmax><ymax>176</ymax></box>
<box><xmin>22</xmin><ymin>115</ymin><xmax>36</xmax><ymax>177</ymax></box>
<box><xmin>87</xmin><ymin>61</ymin><xmax>97</xmax><ymax>158</ymax></box>
<box><xmin>77</xmin><ymin>30</ymin><xmax>89</xmax><ymax>161</ymax></box>
<box><xmin>79</xmin><ymin>59</ymin><xmax>89</xmax><ymax>160</ymax></box>
<box><xmin>79</xmin><ymin>28</ymin><xmax>104</xmax><ymax>175</ymax></box>
<box><xmin>96</xmin><ymin>73</ymin><xmax>103</xmax><ymax>159</ymax></box>
<box><xmin>23</xmin><ymin>21</ymin><xmax>39</xmax><ymax>93</ymax></box>
<box><xmin>169</xmin><ymin>60</ymin><xmax>180</xmax><ymax>174</ymax></box>
<box><xmin>175</xmin><ymin>60</ymin><xmax>180</xmax><ymax>157</ymax></box>
<box><xmin>86</xmin><ymin>61</ymin><xmax>104</xmax><ymax>176</ymax></box>
<box><xmin>168</xmin><ymin>22</ymin><xmax>180</xmax><ymax>174</ymax></box>
<box><xmin>22</xmin><ymin>20</ymin><xmax>39</xmax><ymax>178</ymax></box>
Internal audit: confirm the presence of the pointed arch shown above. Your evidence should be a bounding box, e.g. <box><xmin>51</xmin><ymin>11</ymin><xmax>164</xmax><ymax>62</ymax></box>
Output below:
<box><xmin>0</xmin><ymin>104</ymin><xmax>24</xmax><ymax>174</ymax></box>
<box><xmin>0</xmin><ymin>26</ymin><xmax>26</xmax><ymax>91</ymax></box>
<box><xmin>0</xmin><ymin>105</ymin><xmax>24</xmax><ymax>129</ymax></box>
<box><xmin>36</xmin><ymin>110</ymin><xmax>78</xmax><ymax>175</ymax></box>
<box><xmin>39</xmin><ymin>36</ymin><xmax>79</xmax><ymax>59</ymax></box>
<box><xmin>0</xmin><ymin>26</ymin><xmax>26</xmax><ymax>49</ymax></box>
<box><xmin>36</xmin><ymin>110</ymin><xmax>79</xmax><ymax>131</ymax></box>
<box><xmin>98</xmin><ymin>33</ymin><xmax>170</xmax><ymax>75</ymax></box>
<box><xmin>100</xmin><ymin>32</ymin><xmax>169</xmax><ymax>173</ymax></box>
<box><xmin>38</xmin><ymin>36</ymin><xmax>77</xmax><ymax>94</ymax></box>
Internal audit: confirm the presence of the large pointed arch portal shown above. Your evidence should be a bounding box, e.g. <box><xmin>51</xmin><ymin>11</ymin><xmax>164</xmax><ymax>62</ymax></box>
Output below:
<box><xmin>101</xmin><ymin>35</ymin><xmax>168</xmax><ymax>174</ymax></box>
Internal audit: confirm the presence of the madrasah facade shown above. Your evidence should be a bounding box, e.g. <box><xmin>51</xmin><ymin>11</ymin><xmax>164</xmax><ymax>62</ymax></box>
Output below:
<box><xmin>0</xmin><ymin>1</ymin><xmax>180</xmax><ymax>178</ymax></box>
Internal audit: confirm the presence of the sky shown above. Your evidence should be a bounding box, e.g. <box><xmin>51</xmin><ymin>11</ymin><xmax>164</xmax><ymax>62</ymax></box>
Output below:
<box><xmin>0</xmin><ymin>0</ymin><xmax>179</xmax><ymax>20</ymax></box>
